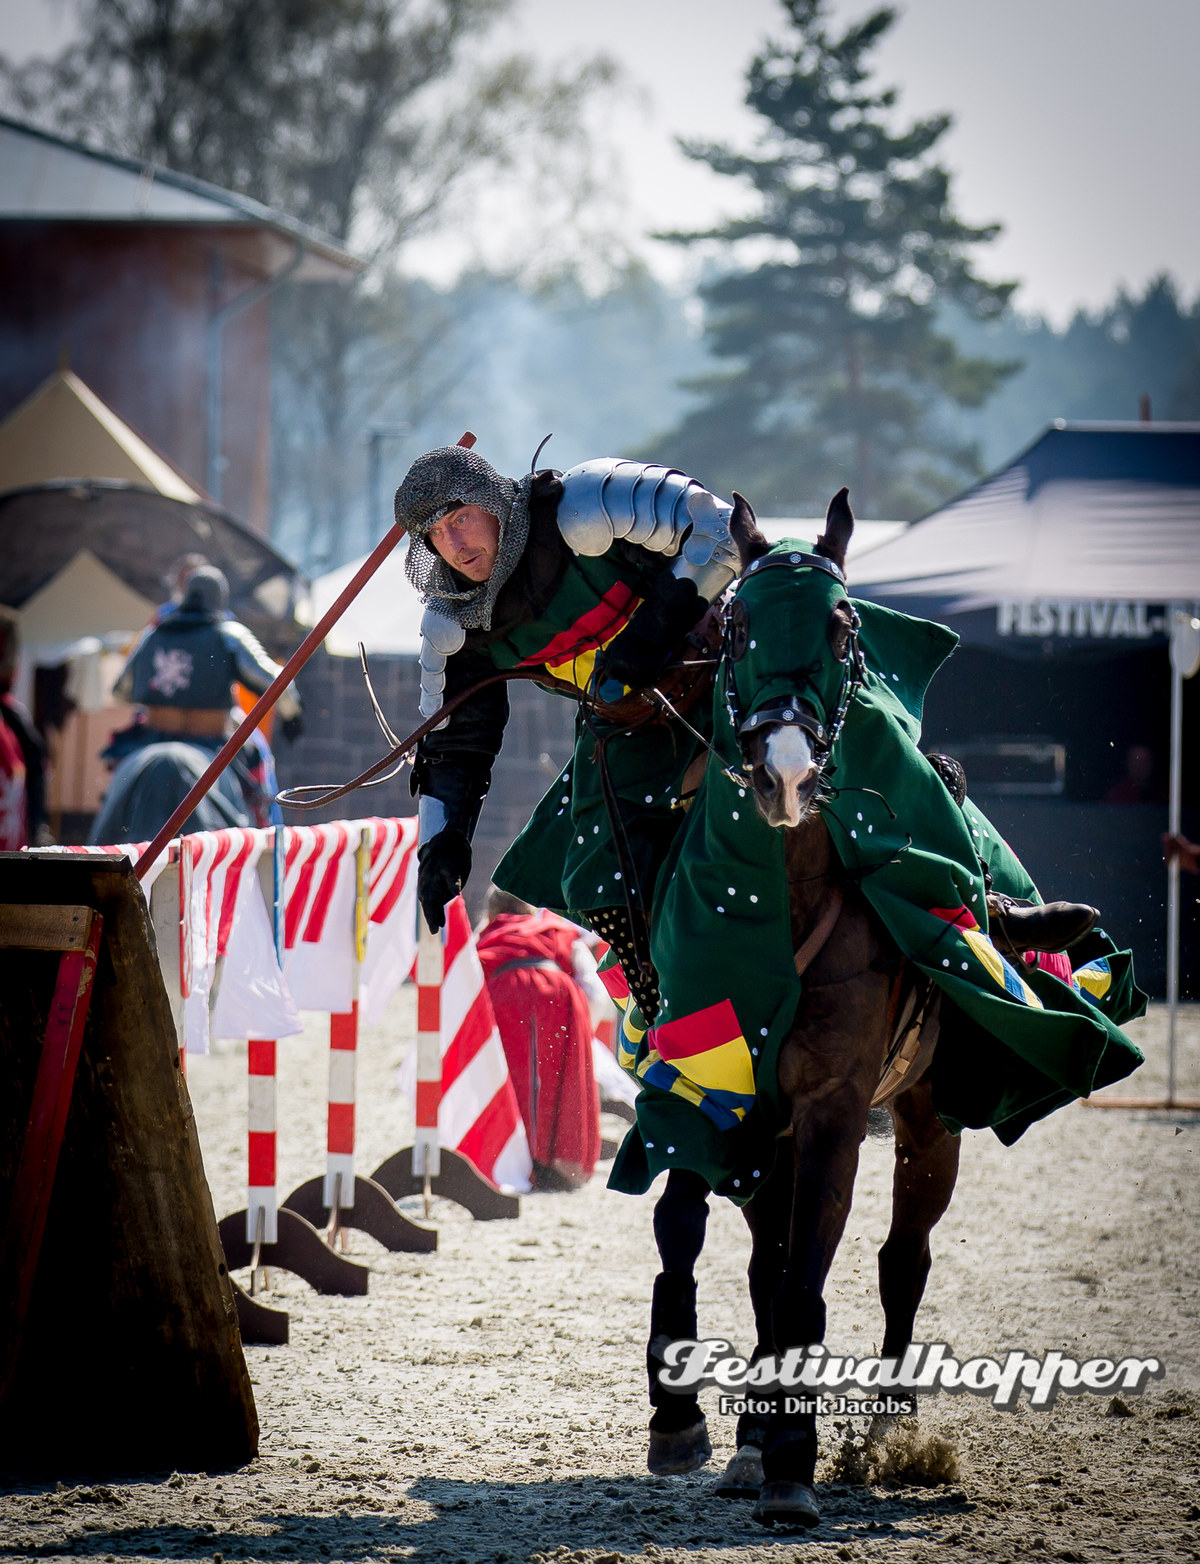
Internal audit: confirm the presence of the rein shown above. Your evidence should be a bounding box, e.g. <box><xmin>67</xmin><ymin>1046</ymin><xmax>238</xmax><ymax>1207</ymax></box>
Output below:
<box><xmin>792</xmin><ymin>884</ymin><xmax>844</xmax><ymax>979</ymax></box>
<box><xmin>275</xmin><ymin>665</ymin><xmax>587</xmax><ymax>812</ymax></box>
<box><xmin>275</xmin><ymin>649</ymin><xmax>716</xmax><ymax>1005</ymax></box>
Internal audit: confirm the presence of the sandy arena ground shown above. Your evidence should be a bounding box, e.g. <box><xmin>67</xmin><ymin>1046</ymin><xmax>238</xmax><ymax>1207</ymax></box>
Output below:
<box><xmin>2</xmin><ymin>998</ymin><xmax>1199</xmax><ymax>1563</ymax></box>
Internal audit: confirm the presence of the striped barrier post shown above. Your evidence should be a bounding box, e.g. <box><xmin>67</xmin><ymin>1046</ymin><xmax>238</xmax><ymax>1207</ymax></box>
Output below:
<box><xmin>322</xmin><ymin>827</ymin><xmax>370</xmax><ymax>1234</ymax></box>
<box><xmin>412</xmin><ymin>908</ymin><xmax>443</xmax><ymax>1215</ymax></box>
<box><xmin>246</xmin><ymin>1035</ymin><xmax>278</xmax><ymax>1274</ymax></box>
<box><xmin>371</xmin><ymin>896</ymin><xmax>525</xmax><ymax>1218</ymax></box>
<box><xmin>275</xmin><ymin>818</ymin><xmax>435</xmax><ymax>1257</ymax></box>
<box><xmin>245</xmin><ymin>825</ymin><xmax>283</xmax><ymax>1286</ymax></box>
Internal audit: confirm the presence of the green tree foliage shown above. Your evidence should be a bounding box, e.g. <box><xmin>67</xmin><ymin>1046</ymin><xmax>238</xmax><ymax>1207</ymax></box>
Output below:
<box><xmin>651</xmin><ymin>0</ymin><xmax>1017</xmax><ymax>519</ymax></box>
<box><xmin>1</xmin><ymin>0</ymin><xmax>613</xmax><ymax>256</ymax></box>
<box><xmin>945</xmin><ymin>274</ymin><xmax>1200</xmax><ymax>470</ymax></box>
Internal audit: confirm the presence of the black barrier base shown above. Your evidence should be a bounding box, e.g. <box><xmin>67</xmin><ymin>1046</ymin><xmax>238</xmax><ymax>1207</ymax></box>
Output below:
<box><xmin>371</xmin><ymin>1145</ymin><xmax>520</xmax><ymax>1220</ymax></box>
<box><xmin>218</xmin><ymin>1208</ymin><xmax>370</xmax><ymax>1295</ymax></box>
<box><xmin>230</xmin><ymin>1279</ymin><xmax>289</xmax><ymax>1345</ymax></box>
<box><xmin>282</xmin><ymin>1174</ymin><xmax>437</xmax><ymax>1253</ymax></box>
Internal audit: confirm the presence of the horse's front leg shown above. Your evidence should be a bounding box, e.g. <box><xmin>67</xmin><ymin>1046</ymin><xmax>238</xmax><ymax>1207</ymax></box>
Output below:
<box><xmin>713</xmin><ymin>1166</ymin><xmax>792</xmax><ymax>1498</ymax></box>
<box><xmin>646</xmin><ymin>1167</ymin><xmax>713</xmax><ymax>1473</ymax></box>
<box><xmin>756</xmin><ymin>981</ymin><xmax>888</xmax><ymax>1527</ymax></box>
<box><xmin>878</xmin><ymin>1070</ymin><xmax>960</xmax><ymax>1358</ymax></box>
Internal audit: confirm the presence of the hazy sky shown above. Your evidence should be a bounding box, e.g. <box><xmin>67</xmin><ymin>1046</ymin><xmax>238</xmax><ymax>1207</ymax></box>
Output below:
<box><xmin>5</xmin><ymin>0</ymin><xmax>1199</xmax><ymax>323</ymax></box>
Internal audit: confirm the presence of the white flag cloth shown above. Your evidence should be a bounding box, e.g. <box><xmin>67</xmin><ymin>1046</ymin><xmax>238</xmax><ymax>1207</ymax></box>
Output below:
<box><xmin>281</xmin><ymin>821</ymin><xmax>360</xmax><ymax>1013</ymax></box>
<box><xmin>183</xmin><ymin>828</ymin><xmax>300</xmax><ymax>1053</ymax></box>
<box><xmin>359</xmin><ymin>815</ymin><xmax>419</xmax><ymax>1024</ymax></box>
<box><xmin>209</xmin><ymin>830</ymin><xmax>301</xmax><ymax>1044</ymax></box>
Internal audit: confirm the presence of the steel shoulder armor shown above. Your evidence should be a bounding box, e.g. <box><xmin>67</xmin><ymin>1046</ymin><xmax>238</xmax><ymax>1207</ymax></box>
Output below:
<box><xmin>556</xmin><ymin>458</ymin><xmax>740</xmax><ymax>603</ymax></box>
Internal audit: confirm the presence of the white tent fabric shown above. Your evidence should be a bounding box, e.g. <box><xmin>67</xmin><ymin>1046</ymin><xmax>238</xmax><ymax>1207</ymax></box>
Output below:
<box><xmin>850</xmin><ymin>422</ymin><xmax>1200</xmax><ymax>609</ymax></box>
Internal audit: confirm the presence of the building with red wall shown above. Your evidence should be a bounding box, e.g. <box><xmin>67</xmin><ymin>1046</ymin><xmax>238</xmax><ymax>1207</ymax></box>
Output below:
<box><xmin>0</xmin><ymin>115</ymin><xmax>359</xmax><ymax>533</ymax></box>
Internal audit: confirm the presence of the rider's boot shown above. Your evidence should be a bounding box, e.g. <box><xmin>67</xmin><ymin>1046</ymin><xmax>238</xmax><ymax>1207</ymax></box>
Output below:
<box><xmin>647</xmin><ymin>1272</ymin><xmax>712</xmax><ymax>1474</ymax></box>
<box><xmin>986</xmin><ymin>893</ymin><xmax>1099</xmax><ymax>956</ymax></box>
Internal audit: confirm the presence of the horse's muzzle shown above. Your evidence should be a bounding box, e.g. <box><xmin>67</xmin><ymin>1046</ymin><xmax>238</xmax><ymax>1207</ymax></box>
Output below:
<box><xmin>741</xmin><ymin>703</ymin><xmax>824</xmax><ymax>829</ymax></box>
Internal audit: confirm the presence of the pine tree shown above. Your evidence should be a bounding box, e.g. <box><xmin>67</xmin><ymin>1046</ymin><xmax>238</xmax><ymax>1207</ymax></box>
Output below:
<box><xmin>652</xmin><ymin>0</ymin><xmax>1017</xmax><ymax>519</ymax></box>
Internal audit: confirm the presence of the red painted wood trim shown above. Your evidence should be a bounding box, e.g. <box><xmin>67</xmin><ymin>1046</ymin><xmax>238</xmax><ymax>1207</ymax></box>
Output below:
<box><xmin>0</xmin><ymin>911</ymin><xmax>103</xmax><ymax>1400</ymax></box>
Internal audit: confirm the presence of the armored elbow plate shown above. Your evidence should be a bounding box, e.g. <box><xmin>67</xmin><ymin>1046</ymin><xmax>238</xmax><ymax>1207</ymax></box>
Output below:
<box><xmin>419</xmin><ymin>608</ymin><xmax>466</xmax><ymax>727</ymax></box>
<box><xmin>558</xmin><ymin>457</ymin><xmax>737</xmax><ymax>600</ymax></box>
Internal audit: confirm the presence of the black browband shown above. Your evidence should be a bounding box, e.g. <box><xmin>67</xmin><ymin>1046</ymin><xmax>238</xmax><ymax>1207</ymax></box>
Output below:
<box><xmin>739</xmin><ymin>549</ymin><xmax>846</xmax><ymax>585</ymax></box>
<box><xmin>737</xmin><ymin>695</ymin><xmax>828</xmax><ymax>748</ymax></box>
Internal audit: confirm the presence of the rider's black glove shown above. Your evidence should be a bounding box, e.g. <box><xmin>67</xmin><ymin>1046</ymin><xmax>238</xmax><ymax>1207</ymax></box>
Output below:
<box><xmin>281</xmin><ymin>713</ymin><xmax>304</xmax><ymax>742</ymax></box>
<box><xmin>417</xmin><ymin>829</ymin><xmax>472</xmax><ymax>933</ymax></box>
<box><xmin>594</xmin><ymin>574</ymin><xmax>704</xmax><ymax>696</ymax></box>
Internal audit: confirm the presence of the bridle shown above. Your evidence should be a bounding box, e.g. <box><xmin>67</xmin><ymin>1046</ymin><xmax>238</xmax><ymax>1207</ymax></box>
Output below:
<box><xmin>718</xmin><ymin>549</ymin><xmax>865</xmax><ymax>790</ymax></box>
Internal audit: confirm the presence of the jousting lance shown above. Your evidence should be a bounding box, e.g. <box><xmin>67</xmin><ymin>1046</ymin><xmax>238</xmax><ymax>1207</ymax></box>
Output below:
<box><xmin>132</xmin><ymin>430</ymin><xmax>478</xmax><ymax>880</ymax></box>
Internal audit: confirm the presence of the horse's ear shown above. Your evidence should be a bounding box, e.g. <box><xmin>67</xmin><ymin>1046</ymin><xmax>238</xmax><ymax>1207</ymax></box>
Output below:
<box><xmin>815</xmin><ymin>487</ymin><xmax>854</xmax><ymax>572</ymax></box>
<box><xmin>730</xmin><ymin>490</ymin><xmax>771</xmax><ymax>570</ymax></box>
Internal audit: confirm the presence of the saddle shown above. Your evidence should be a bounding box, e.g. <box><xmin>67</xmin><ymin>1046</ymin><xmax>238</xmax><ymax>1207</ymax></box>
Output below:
<box><xmin>873</xmin><ymin>964</ymin><xmax>936</xmax><ymax>1107</ymax></box>
<box><xmin>584</xmin><ymin>603</ymin><xmax>724</xmax><ymax>730</ymax></box>
<box><xmin>791</xmin><ymin>885</ymin><xmax>935</xmax><ymax>1111</ymax></box>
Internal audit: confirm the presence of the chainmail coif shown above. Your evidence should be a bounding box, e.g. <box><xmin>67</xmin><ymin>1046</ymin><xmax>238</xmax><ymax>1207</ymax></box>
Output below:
<box><xmin>395</xmin><ymin>445</ymin><xmax>533</xmax><ymax>631</ymax></box>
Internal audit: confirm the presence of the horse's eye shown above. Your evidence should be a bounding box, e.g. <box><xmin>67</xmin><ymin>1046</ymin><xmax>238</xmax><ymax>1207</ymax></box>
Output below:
<box><xmin>729</xmin><ymin>600</ymin><xmax>750</xmax><ymax>661</ymax></box>
<box><xmin>828</xmin><ymin>602</ymin><xmax>852</xmax><ymax>662</ymax></box>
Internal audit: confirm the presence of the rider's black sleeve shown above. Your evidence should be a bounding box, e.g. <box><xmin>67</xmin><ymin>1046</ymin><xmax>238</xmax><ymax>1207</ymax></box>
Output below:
<box><xmin>411</xmin><ymin>645</ymin><xmax>510</xmax><ymax>841</ymax></box>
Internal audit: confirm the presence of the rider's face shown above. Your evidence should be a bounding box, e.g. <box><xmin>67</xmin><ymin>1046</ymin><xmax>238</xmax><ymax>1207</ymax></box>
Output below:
<box><xmin>426</xmin><ymin>505</ymin><xmax>500</xmax><ymax>582</ymax></box>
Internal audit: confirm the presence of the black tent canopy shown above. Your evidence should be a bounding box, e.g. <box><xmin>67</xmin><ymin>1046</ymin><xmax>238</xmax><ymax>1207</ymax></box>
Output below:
<box><xmin>851</xmin><ymin>422</ymin><xmax>1200</xmax><ymax>652</ymax></box>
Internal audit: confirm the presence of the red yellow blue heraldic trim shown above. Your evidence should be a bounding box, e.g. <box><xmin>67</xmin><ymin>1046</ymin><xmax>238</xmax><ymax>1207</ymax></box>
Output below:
<box><xmin>638</xmin><ymin>1000</ymin><xmax>757</xmax><ymax>1132</ymax></box>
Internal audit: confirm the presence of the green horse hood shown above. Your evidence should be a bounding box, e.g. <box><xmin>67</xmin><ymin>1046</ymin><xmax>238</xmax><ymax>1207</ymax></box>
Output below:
<box><xmin>724</xmin><ymin>542</ymin><xmax>856</xmax><ymax>734</ymax></box>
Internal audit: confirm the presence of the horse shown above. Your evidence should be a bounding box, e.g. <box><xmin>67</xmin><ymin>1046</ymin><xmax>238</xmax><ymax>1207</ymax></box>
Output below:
<box><xmin>640</xmin><ymin>488</ymin><xmax>957</xmax><ymax>1528</ymax></box>
<box><xmin>89</xmin><ymin>733</ymin><xmax>262</xmax><ymax>844</ymax></box>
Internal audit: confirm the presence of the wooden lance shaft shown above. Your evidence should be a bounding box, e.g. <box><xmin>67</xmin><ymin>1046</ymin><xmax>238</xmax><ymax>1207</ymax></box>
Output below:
<box><xmin>133</xmin><ymin>431</ymin><xmax>477</xmax><ymax>880</ymax></box>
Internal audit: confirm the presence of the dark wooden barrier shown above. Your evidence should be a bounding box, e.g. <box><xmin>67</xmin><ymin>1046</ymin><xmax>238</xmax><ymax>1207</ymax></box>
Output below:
<box><xmin>0</xmin><ymin>853</ymin><xmax>258</xmax><ymax>1473</ymax></box>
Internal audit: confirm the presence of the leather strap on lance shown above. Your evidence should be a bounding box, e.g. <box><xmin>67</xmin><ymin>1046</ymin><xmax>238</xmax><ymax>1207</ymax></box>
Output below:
<box><xmin>276</xmin><ymin>665</ymin><xmax>582</xmax><ymax>812</ymax></box>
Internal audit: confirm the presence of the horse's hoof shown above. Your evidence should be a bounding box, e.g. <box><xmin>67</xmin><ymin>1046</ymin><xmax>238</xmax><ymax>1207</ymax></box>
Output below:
<box><xmin>647</xmin><ymin>1416</ymin><xmax>712</xmax><ymax>1475</ymax></box>
<box><xmin>713</xmin><ymin>1443</ymin><xmax>763</xmax><ymax>1498</ymax></box>
<box><xmin>752</xmin><ymin>1479</ymin><xmax>820</xmax><ymax>1528</ymax></box>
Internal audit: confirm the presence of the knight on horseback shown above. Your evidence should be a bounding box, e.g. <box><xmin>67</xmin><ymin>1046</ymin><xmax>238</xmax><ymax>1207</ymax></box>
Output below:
<box><xmin>394</xmin><ymin>445</ymin><xmax>1124</xmax><ymax>1519</ymax></box>
<box><xmin>396</xmin><ymin>444</ymin><xmax>1094</xmax><ymax>986</ymax></box>
<box><xmin>93</xmin><ymin>566</ymin><xmax>303</xmax><ymax>842</ymax></box>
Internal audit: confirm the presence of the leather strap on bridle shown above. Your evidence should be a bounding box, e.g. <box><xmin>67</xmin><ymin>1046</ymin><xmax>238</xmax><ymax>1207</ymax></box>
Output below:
<box><xmin>792</xmin><ymin>884</ymin><xmax>844</xmax><ymax>979</ymax></box>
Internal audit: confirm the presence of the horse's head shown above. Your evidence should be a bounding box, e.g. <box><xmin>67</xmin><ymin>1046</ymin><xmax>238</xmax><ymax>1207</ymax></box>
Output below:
<box><xmin>724</xmin><ymin>488</ymin><xmax>858</xmax><ymax>829</ymax></box>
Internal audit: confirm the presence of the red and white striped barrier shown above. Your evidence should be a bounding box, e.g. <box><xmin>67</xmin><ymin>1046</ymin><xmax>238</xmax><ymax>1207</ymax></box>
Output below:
<box><xmin>247</xmin><ymin>1036</ymin><xmax>278</xmax><ymax>1245</ymax></box>
<box><xmin>32</xmin><ymin>818</ymin><xmax>531</xmax><ymax>1207</ymax></box>
<box><xmin>400</xmin><ymin>897</ymin><xmax>532</xmax><ymax>1192</ymax></box>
